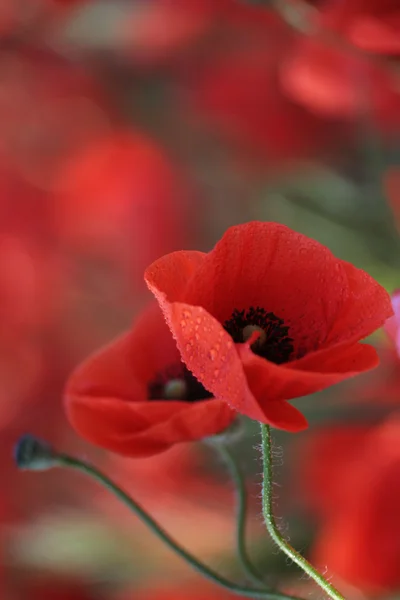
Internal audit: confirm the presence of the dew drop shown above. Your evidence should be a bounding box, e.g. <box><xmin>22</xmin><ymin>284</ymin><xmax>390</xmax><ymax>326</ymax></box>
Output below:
<box><xmin>209</xmin><ymin>348</ymin><xmax>217</xmax><ymax>360</ymax></box>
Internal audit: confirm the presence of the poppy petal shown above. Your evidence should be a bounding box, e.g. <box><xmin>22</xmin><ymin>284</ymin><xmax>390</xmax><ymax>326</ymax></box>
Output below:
<box><xmin>66</xmin><ymin>394</ymin><xmax>234</xmax><ymax>457</ymax></box>
<box><xmin>145</xmin><ymin>250</ymin><xmax>206</xmax><ymax>308</ymax></box>
<box><xmin>184</xmin><ymin>222</ymin><xmax>346</xmax><ymax>343</ymax></box>
<box><xmin>146</xmin><ymin>222</ymin><xmax>391</xmax><ymax>358</ymax></box>
<box><xmin>237</xmin><ymin>340</ymin><xmax>379</xmax><ymax>417</ymax></box>
<box><xmin>258</xmin><ymin>399</ymin><xmax>308</xmax><ymax>432</ymax></box>
<box><xmin>324</xmin><ymin>260</ymin><xmax>394</xmax><ymax>347</ymax></box>
<box><xmin>67</xmin><ymin>331</ymin><xmax>147</xmax><ymax>402</ymax></box>
<box><xmin>151</xmin><ymin>300</ymin><xmax>257</xmax><ymax>410</ymax></box>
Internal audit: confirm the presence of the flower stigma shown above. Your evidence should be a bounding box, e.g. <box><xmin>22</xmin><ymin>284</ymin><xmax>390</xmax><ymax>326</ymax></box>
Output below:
<box><xmin>242</xmin><ymin>324</ymin><xmax>267</xmax><ymax>348</ymax></box>
<box><xmin>224</xmin><ymin>306</ymin><xmax>294</xmax><ymax>364</ymax></box>
<box><xmin>148</xmin><ymin>364</ymin><xmax>213</xmax><ymax>402</ymax></box>
<box><xmin>163</xmin><ymin>378</ymin><xmax>187</xmax><ymax>399</ymax></box>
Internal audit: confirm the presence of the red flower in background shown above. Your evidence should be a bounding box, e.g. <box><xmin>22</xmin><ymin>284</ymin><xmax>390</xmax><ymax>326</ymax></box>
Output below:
<box><xmin>293</xmin><ymin>425</ymin><xmax>374</xmax><ymax>517</ymax></box>
<box><xmin>145</xmin><ymin>222</ymin><xmax>392</xmax><ymax>431</ymax></box>
<box><xmin>65</xmin><ymin>303</ymin><xmax>235</xmax><ymax>457</ymax></box>
<box><xmin>0</xmin><ymin>165</ymin><xmax>101</xmax><ymax>528</ymax></box>
<box><xmin>281</xmin><ymin>0</ymin><xmax>400</xmax><ymax>128</ymax></box>
<box><xmin>0</xmin><ymin>160</ymin><xmax>65</xmax><ymax>432</ymax></box>
<box><xmin>297</xmin><ymin>416</ymin><xmax>400</xmax><ymax>594</ymax></box>
<box><xmin>182</xmin><ymin>5</ymin><xmax>347</xmax><ymax>163</ymax></box>
<box><xmin>55</xmin><ymin>131</ymin><xmax>192</xmax><ymax>288</ymax></box>
<box><xmin>0</xmin><ymin>216</ymin><xmax>57</xmax><ymax>431</ymax></box>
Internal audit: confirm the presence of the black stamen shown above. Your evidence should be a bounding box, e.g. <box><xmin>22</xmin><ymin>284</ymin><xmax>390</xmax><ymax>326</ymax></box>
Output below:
<box><xmin>224</xmin><ymin>306</ymin><xmax>294</xmax><ymax>364</ymax></box>
<box><xmin>148</xmin><ymin>364</ymin><xmax>213</xmax><ymax>402</ymax></box>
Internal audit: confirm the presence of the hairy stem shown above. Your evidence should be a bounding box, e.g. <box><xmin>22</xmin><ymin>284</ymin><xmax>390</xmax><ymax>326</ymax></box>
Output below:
<box><xmin>259</xmin><ymin>424</ymin><xmax>345</xmax><ymax>600</ymax></box>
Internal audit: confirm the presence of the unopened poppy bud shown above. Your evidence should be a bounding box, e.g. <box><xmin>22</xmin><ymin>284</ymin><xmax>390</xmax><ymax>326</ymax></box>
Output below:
<box><xmin>14</xmin><ymin>434</ymin><xmax>59</xmax><ymax>471</ymax></box>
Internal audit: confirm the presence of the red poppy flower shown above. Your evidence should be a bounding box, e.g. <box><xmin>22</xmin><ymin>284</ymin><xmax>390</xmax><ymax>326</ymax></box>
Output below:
<box><xmin>145</xmin><ymin>222</ymin><xmax>392</xmax><ymax>431</ymax></box>
<box><xmin>65</xmin><ymin>303</ymin><xmax>235</xmax><ymax>457</ymax></box>
<box><xmin>298</xmin><ymin>416</ymin><xmax>400</xmax><ymax>594</ymax></box>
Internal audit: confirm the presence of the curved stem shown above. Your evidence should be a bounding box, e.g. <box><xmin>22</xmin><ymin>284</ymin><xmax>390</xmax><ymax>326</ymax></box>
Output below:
<box><xmin>215</xmin><ymin>444</ymin><xmax>267</xmax><ymax>587</ymax></box>
<box><xmin>58</xmin><ymin>453</ymin><xmax>302</xmax><ymax>600</ymax></box>
<box><xmin>259</xmin><ymin>424</ymin><xmax>345</xmax><ymax>600</ymax></box>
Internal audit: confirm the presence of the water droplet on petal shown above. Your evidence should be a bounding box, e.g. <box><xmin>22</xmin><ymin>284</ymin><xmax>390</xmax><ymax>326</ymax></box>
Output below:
<box><xmin>209</xmin><ymin>348</ymin><xmax>217</xmax><ymax>360</ymax></box>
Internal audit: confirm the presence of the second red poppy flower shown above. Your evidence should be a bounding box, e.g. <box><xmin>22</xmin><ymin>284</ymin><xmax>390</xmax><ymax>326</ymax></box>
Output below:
<box><xmin>65</xmin><ymin>303</ymin><xmax>234</xmax><ymax>457</ymax></box>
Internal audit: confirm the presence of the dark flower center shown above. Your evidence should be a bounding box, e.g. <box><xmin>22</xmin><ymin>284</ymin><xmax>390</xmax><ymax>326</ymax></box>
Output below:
<box><xmin>148</xmin><ymin>364</ymin><xmax>213</xmax><ymax>402</ymax></box>
<box><xmin>223</xmin><ymin>306</ymin><xmax>294</xmax><ymax>364</ymax></box>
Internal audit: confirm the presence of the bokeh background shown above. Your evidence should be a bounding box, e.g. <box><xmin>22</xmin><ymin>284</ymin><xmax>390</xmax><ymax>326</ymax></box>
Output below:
<box><xmin>2</xmin><ymin>0</ymin><xmax>400</xmax><ymax>598</ymax></box>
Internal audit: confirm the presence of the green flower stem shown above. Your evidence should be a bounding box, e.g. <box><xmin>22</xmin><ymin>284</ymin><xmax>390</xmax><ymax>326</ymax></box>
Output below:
<box><xmin>57</xmin><ymin>453</ymin><xmax>302</xmax><ymax>600</ymax></box>
<box><xmin>215</xmin><ymin>444</ymin><xmax>267</xmax><ymax>587</ymax></box>
<box><xmin>259</xmin><ymin>424</ymin><xmax>345</xmax><ymax>600</ymax></box>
